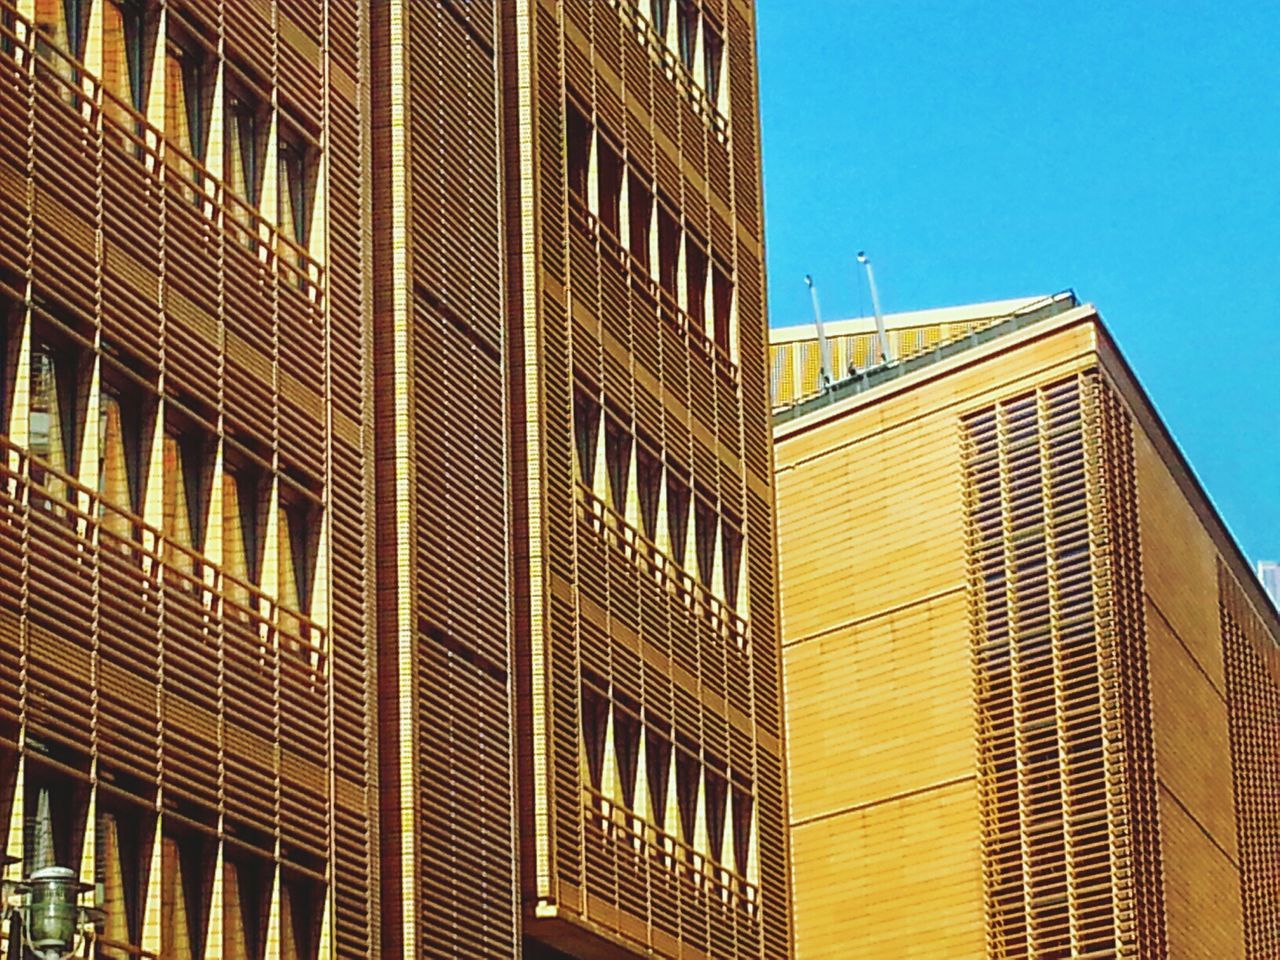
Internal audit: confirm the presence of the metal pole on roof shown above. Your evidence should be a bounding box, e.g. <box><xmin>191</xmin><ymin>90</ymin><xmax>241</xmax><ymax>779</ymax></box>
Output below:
<box><xmin>857</xmin><ymin>251</ymin><xmax>893</xmax><ymax>364</ymax></box>
<box><xmin>803</xmin><ymin>275</ymin><xmax>832</xmax><ymax>393</ymax></box>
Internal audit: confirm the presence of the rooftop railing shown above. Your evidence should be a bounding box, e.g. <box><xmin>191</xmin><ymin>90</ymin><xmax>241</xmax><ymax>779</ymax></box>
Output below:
<box><xmin>772</xmin><ymin>290</ymin><xmax>1081</xmax><ymax>427</ymax></box>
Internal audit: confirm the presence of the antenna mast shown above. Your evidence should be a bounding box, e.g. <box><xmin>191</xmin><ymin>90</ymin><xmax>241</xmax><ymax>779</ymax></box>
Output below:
<box><xmin>857</xmin><ymin>251</ymin><xmax>892</xmax><ymax>364</ymax></box>
<box><xmin>804</xmin><ymin>275</ymin><xmax>832</xmax><ymax>393</ymax></box>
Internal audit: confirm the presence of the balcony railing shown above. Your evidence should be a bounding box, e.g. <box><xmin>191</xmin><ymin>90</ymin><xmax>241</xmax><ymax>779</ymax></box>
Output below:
<box><xmin>606</xmin><ymin>0</ymin><xmax>729</xmax><ymax>144</ymax></box>
<box><xmin>577</xmin><ymin>482</ymin><xmax>748</xmax><ymax>652</ymax></box>
<box><xmin>583</xmin><ymin>785</ymin><xmax>759</xmax><ymax>917</ymax></box>
<box><xmin>0</xmin><ymin>435</ymin><xmax>328</xmax><ymax>667</ymax></box>
<box><xmin>0</xmin><ymin>2</ymin><xmax>324</xmax><ymax>305</ymax></box>
<box><xmin>570</xmin><ymin>202</ymin><xmax>740</xmax><ymax>388</ymax></box>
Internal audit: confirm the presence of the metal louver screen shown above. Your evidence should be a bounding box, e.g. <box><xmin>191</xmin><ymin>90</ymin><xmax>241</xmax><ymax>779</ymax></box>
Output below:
<box><xmin>1221</xmin><ymin>564</ymin><xmax>1280</xmax><ymax>959</ymax></box>
<box><xmin>964</xmin><ymin>372</ymin><xmax>1166</xmax><ymax>958</ymax></box>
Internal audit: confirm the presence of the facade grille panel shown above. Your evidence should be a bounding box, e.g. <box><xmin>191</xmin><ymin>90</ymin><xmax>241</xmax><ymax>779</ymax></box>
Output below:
<box><xmin>964</xmin><ymin>372</ymin><xmax>1166</xmax><ymax>959</ymax></box>
<box><xmin>371</xmin><ymin>1</ymin><xmax>518</xmax><ymax>956</ymax></box>
<box><xmin>1</xmin><ymin>1</ymin><xmax>788</xmax><ymax>957</ymax></box>
<box><xmin>1222</xmin><ymin>564</ymin><xmax>1280</xmax><ymax>959</ymax></box>
<box><xmin>778</xmin><ymin>267</ymin><xmax>1271</xmax><ymax>956</ymax></box>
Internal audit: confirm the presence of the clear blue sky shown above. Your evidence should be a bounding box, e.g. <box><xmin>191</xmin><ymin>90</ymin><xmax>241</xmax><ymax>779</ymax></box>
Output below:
<box><xmin>757</xmin><ymin>0</ymin><xmax>1280</xmax><ymax>567</ymax></box>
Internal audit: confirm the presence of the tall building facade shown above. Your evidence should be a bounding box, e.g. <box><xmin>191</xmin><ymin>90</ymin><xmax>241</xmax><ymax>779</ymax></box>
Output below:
<box><xmin>368</xmin><ymin>0</ymin><xmax>793</xmax><ymax>956</ymax></box>
<box><xmin>0</xmin><ymin>0</ymin><xmax>378</xmax><ymax>957</ymax></box>
<box><xmin>502</xmin><ymin>1</ymin><xmax>791</xmax><ymax>957</ymax></box>
<box><xmin>0</xmin><ymin>1</ymin><xmax>789</xmax><ymax>958</ymax></box>
<box><xmin>370</xmin><ymin>2</ymin><xmax>520</xmax><ymax>957</ymax></box>
<box><xmin>775</xmin><ymin>299</ymin><xmax>1280</xmax><ymax>958</ymax></box>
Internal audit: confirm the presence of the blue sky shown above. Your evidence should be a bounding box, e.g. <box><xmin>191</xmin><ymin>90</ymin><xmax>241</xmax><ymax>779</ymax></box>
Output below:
<box><xmin>757</xmin><ymin>0</ymin><xmax>1280</xmax><ymax>566</ymax></box>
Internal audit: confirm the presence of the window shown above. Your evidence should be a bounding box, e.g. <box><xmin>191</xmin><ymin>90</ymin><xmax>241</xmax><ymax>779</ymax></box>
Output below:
<box><xmin>163</xmin><ymin>425</ymin><xmax>211</xmax><ymax>555</ymax></box>
<box><xmin>96</xmin><ymin>801</ymin><xmax>152</xmax><ymax>958</ymax></box>
<box><xmin>573</xmin><ymin>384</ymin><xmax>601</xmax><ymax>487</ymax></box>
<box><xmin>278</xmin><ymin>492</ymin><xmax>321</xmax><ymax>659</ymax></box>
<box><xmin>694</xmin><ymin>492</ymin><xmax>717</xmax><ymax>587</ymax></box>
<box><xmin>161</xmin><ymin>828</ymin><xmax>216</xmax><ymax>960</ymax></box>
<box><xmin>62</xmin><ymin>0</ymin><xmax>87</xmax><ymax>60</ymax></box>
<box><xmin>226</xmin><ymin>89</ymin><xmax>266</xmax><ymax>207</ymax></box>
<box><xmin>613</xmin><ymin>694</ymin><xmax>641</xmax><ymax>811</ymax></box>
<box><xmin>649</xmin><ymin>0</ymin><xmax>669</xmax><ymax>38</ymax></box>
<box><xmin>731</xmin><ymin>780</ymin><xmax>754</xmax><ymax>878</ymax></box>
<box><xmin>581</xmin><ymin>673</ymin><xmax>609</xmax><ymax>791</ymax></box>
<box><xmin>721</xmin><ymin>513</ymin><xmax>742</xmax><ymax>609</ymax></box>
<box><xmin>603</xmin><ymin>412</ymin><xmax>631</xmax><ymax>514</ymax></box>
<box><xmin>224</xmin><ymin>852</ymin><xmax>273</xmax><ymax>960</ymax></box>
<box><xmin>676</xmin><ymin>0</ymin><xmax>698</xmax><ymax>70</ymax></box>
<box><xmin>657</xmin><ymin>204</ymin><xmax>680</xmax><ymax>303</ymax></box>
<box><xmin>30</xmin><ymin>344</ymin><xmax>67</xmax><ymax>473</ymax></box>
<box><xmin>98</xmin><ymin>379</ymin><xmax>150</xmax><ymax>516</ymax></box>
<box><xmin>166</xmin><ymin>31</ymin><xmax>211</xmax><ymax>166</ymax></box>
<box><xmin>703</xmin><ymin>18</ymin><xmax>724</xmax><ymax>104</ymax></box>
<box><xmin>704</xmin><ymin>759</ymin><xmax>728</xmax><ymax>863</ymax></box>
<box><xmin>102</xmin><ymin>0</ymin><xmax>152</xmax><ymax>113</ymax></box>
<box><xmin>635</xmin><ymin>438</ymin><xmax>662</xmax><ymax>542</ymax></box>
<box><xmin>712</xmin><ymin>263</ymin><xmax>733</xmax><ymax>354</ymax></box>
<box><xmin>644</xmin><ymin>722</ymin><xmax>672</xmax><ymax>829</ymax></box>
<box><xmin>565</xmin><ymin>99</ymin><xmax>591</xmax><ymax>204</ymax></box>
<box><xmin>121</xmin><ymin>2</ymin><xmax>150</xmax><ymax>110</ymax></box>
<box><xmin>0</xmin><ymin>303</ymin><xmax>14</xmax><ymax>436</ymax></box>
<box><xmin>665</xmin><ymin>469</ymin><xmax>690</xmax><ymax>566</ymax></box>
<box><xmin>674</xmin><ymin>737</ymin><xmax>700</xmax><ymax>845</ymax></box>
<box><xmin>278</xmin><ymin>496</ymin><xmax>318</xmax><ymax>617</ymax></box>
<box><xmin>23</xmin><ymin>764</ymin><xmax>89</xmax><ymax>873</ymax></box>
<box><xmin>281</xmin><ymin>871</ymin><xmax>324</xmax><ymax>960</ymax></box>
<box><xmin>278</xmin><ymin>130</ymin><xmax>315</xmax><ymax>249</ymax></box>
<box><xmin>0</xmin><ymin>745</ymin><xmax>16</xmax><ymax>861</ymax></box>
<box><xmin>29</xmin><ymin>339</ymin><xmax>84</xmax><ymax>507</ymax></box>
<box><xmin>596</xmin><ymin>136</ymin><xmax>623</xmax><ymax>239</ymax></box>
<box><xmin>99</xmin><ymin>389</ymin><xmax>137</xmax><ymax>542</ymax></box>
<box><xmin>685</xmin><ymin>236</ymin><xmax>708</xmax><ymax>328</ymax></box>
<box><xmin>33</xmin><ymin>0</ymin><xmax>85</xmax><ymax>97</ymax></box>
<box><xmin>0</xmin><ymin>9</ymin><xmax>14</xmax><ymax>59</ymax></box>
<box><xmin>223</xmin><ymin>461</ymin><xmax>265</xmax><ymax>609</ymax></box>
<box><xmin>34</xmin><ymin>0</ymin><xmax>88</xmax><ymax>61</ymax></box>
<box><xmin>627</xmin><ymin>172</ymin><xmax>652</xmax><ymax>270</ymax></box>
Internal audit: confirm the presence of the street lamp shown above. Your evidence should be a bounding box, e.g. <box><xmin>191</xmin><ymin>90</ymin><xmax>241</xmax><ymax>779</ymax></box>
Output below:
<box><xmin>3</xmin><ymin>862</ymin><xmax>97</xmax><ymax>960</ymax></box>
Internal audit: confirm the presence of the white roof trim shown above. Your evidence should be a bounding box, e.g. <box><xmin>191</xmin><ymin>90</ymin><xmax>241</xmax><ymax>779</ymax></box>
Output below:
<box><xmin>769</xmin><ymin>296</ymin><xmax>1051</xmax><ymax>344</ymax></box>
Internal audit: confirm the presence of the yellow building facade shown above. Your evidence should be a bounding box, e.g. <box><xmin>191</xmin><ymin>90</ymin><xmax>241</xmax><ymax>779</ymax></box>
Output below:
<box><xmin>775</xmin><ymin>300</ymin><xmax>1280</xmax><ymax>958</ymax></box>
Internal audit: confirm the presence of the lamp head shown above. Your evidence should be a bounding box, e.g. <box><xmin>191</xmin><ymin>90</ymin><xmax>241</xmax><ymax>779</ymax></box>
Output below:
<box><xmin>25</xmin><ymin>866</ymin><xmax>89</xmax><ymax>960</ymax></box>
<box><xmin>856</xmin><ymin>251</ymin><xmax>869</xmax><ymax>264</ymax></box>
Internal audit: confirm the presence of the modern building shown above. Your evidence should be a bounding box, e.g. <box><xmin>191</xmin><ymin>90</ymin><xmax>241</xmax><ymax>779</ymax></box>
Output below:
<box><xmin>0</xmin><ymin>0</ymin><xmax>377</xmax><ymax>958</ymax></box>
<box><xmin>774</xmin><ymin>295</ymin><xmax>1280</xmax><ymax>958</ymax></box>
<box><xmin>1258</xmin><ymin>561</ymin><xmax>1279</xmax><ymax>610</ymax></box>
<box><xmin>501</xmin><ymin>1</ymin><xmax>792</xmax><ymax>957</ymax></box>
<box><xmin>0</xmin><ymin>1</ymin><xmax>790</xmax><ymax>959</ymax></box>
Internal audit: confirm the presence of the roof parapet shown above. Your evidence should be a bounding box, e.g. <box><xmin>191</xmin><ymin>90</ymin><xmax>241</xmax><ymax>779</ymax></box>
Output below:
<box><xmin>772</xmin><ymin>289</ymin><xmax>1080</xmax><ymax>427</ymax></box>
